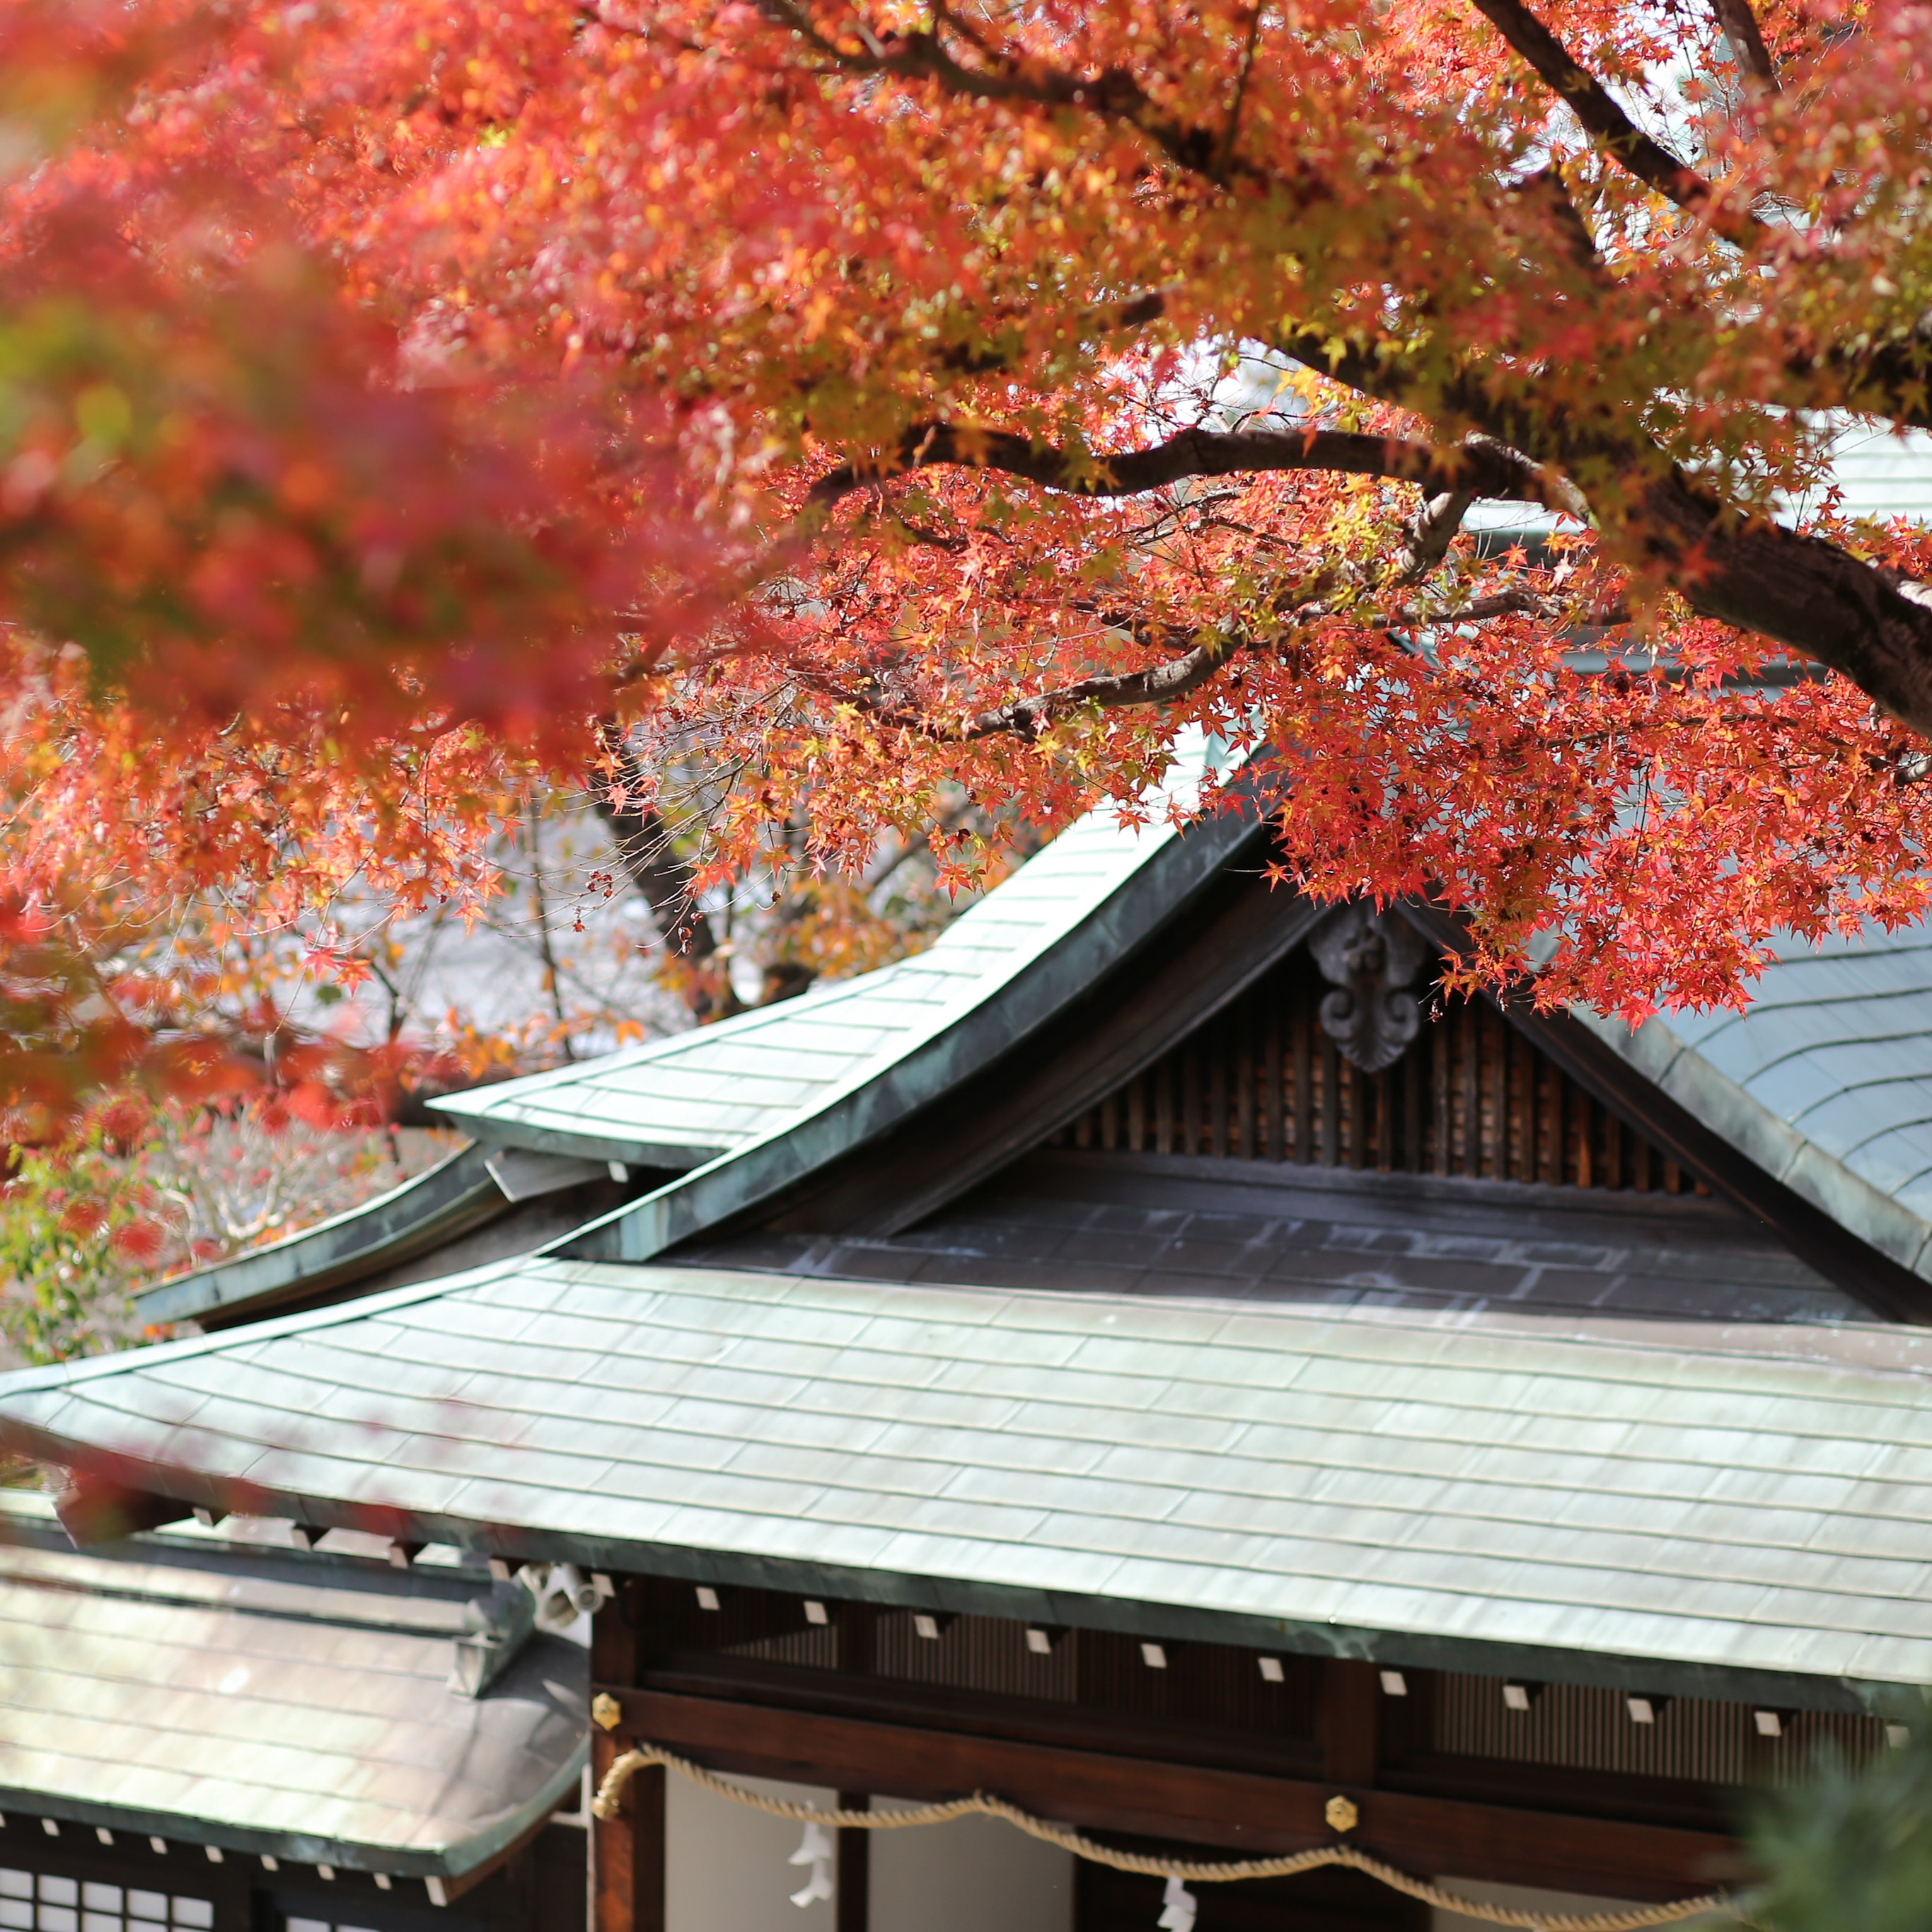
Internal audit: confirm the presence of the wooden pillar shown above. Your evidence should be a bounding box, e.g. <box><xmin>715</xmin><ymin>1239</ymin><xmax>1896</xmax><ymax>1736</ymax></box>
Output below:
<box><xmin>591</xmin><ymin>1590</ymin><xmax>665</xmax><ymax>1932</ymax></box>
<box><xmin>1316</xmin><ymin>1658</ymin><xmax>1381</xmax><ymax>1790</ymax></box>
<box><xmin>833</xmin><ymin>1607</ymin><xmax>874</xmax><ymax>1932</ymax></box>
<box><xmin>835</xmin><ymin>1793</ymin><xmax>869</xmax><ymax>1932</ymax></box>
<box><xmin>593</xmin><ymin>1745</ymin><xmax>664</xmax><ymax>1932</ymax></box>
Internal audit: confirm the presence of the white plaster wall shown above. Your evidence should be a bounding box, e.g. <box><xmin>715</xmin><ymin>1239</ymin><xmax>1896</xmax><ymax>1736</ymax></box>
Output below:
<box><xmin>666</xmin><ymin>1773</ymin><xmax>837</xmax><ymax>1932</ymax></box>
<box><xmin>661</xmin><ymin>1777</ymin><xmax>1072</xmax><ymax>1932</ymax></box>
<box><xmin>870</xmin><ymin>1808</ymin><xmax>1072</xmax><ymax>1932</ymax></box>
<box><xmin>1432</xmin><ymin>1876</ymin><xmax>1730</xmax><ymax>1932</ymax></box>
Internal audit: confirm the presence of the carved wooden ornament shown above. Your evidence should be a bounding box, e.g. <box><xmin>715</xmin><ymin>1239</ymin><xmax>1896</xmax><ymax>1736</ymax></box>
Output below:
<box><xmin>1308</xmin><ymin>904</ymin><xmax>1429</xmax><ymax>1074</ymax></box>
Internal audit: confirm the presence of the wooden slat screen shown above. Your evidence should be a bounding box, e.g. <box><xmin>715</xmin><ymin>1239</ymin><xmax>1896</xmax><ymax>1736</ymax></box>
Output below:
<box><xmin>1048</xmin><ymin>947</ymin><xmax>1706</xmax><ymax>1196</ymax></box>
<box><xmin>1430</xmin><ymin>1670</ymin><xmax>1883</xmax><ymax>1786</ymax></box>
<box><xmin>623</xmin><ymin>1578</ymin><xmax>1319</xmax><ymax>1737</ymax></box>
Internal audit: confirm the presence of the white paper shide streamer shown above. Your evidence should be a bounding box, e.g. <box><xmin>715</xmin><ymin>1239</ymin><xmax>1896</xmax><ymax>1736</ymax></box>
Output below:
<box><xmin>1156</xmin><ymin>1875</ymin><xmax>1198</xmax><ymax>1932</ymax></box>
<box><xmin>785</xmin><ymin>1801</ymin><xmax>1191</xmax><ymax>1928</ymax></box>
<box><xmin>789</xmin><ymin>1820</ymin><xmax>835</xmax><ymax>1908</ymax></box>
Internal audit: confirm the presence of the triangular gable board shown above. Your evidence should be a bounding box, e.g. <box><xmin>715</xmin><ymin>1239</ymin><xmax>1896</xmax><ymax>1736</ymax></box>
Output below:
<box><xmin>1041</xmin><ymin>941</ymin><xmax>1700</xmax><ymax>1195</ymax></box>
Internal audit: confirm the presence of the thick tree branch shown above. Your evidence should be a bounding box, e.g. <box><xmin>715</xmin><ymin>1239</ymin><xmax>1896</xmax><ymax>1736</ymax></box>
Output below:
<box><xmin>1711</xmin><ymin>0</ymin><xmax>1778</xmax><ymax>88</ymax></box>
<box><xmin>1267</xmin><ymin>324</ymin><xmax>1606</xmax><ymax>473</ymax></box>
<box><xmin>1466</xmin><ymin>0</ymin><xmax>1757</xmax><ymax>236</ymax></box>
<box><xmin>811</xmin><ymin>422</ymin><xmax>1573</xmax><ymax>514</ymax></box>
<box><xmin>817</xmin><ymin>578</ymin><xmax>1607</xmax><ymax>744</ymax></box>
<box><xmin>594</xmin><ymin>792</ymin><xmax>717</xmax><ymax>959</ymax></box>
<box><xmin>748</xmin><ymin>5</ymin><xmax>1932</xmax><ymax>741</ymax></box>
<box><xmin>1260</xmin><ymin>326</ymin><xmax>1932</xmax><ymax>734</ymax></box>
<box><xmin>589</xmin><ymin>729</ymin><xmax>730</xmax><ymax>1019</ymax></box>
<box><xmin>1638</xmin><ymin>473</ymin><xmax>1932</xmax><ymax>736</ymax></box>
<box><xmin>811</xmin><ymin>627</ymin><xmax>1249</xmax><ymax>744</ymax></box>
<box><xmin>1395</xmin><ymin>490</ymin><xmax>1479</xmax><ymax>581</ymax></box>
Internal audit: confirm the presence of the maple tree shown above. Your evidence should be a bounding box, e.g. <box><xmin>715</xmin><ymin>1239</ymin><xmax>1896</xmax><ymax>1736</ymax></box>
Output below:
<box><xmin>1</xmin><ymin>0</ymin><xmax>1932</xmax><ymax>1147</ymax></box>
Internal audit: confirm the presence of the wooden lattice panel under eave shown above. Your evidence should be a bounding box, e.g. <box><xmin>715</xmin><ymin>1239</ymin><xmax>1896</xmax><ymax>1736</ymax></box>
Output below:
<box><xmin>1428</xmin><ymin>1671</ymin><xmax>1885</xmax><ymax>1786</ymax></box>
<box><xmin>1048</xmin><ymin>948</ymin><xmax>1706</xmax><ymax>1196</ymax></box>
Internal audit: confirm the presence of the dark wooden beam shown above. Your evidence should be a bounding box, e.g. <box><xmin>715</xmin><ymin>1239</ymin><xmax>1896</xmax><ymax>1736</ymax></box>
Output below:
<box><xmin>55</xmin><ymin>1474</ymin><xmax>190</xmax><ymax>1546</ymax></box>
<box><xmin>596</xmin><ymin>1684</ymin><xmax>1742</xmax><ymax>1904</ymax></box>
<box><xmin>641</xmin><ymin>1648</ymin><xmax>1324</xmax><ymax>1783</ymax></box>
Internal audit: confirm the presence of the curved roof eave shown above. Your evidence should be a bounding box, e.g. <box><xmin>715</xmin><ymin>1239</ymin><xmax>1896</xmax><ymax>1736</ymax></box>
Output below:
<box><xmin>548</xmin><ymin>806</ymin><xmax>1266</xmax><ymax>1268</ymax></box>
<box><xmin>429</xmin><ymin>773</ymin><xmax>1232</xmax><ymax>1170</ymax></box>
<box><xmin>1580</xmin><ymin>956</ymin><xmax>1932</xmax><ymax>1290</ymax></box>
<box><xmin>133</xmin><ymin>1142</ymin><xmax>507</xmax><ymax>1328</ymax></box>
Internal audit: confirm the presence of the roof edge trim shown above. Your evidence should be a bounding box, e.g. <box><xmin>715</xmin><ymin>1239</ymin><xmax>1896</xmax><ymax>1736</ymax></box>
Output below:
<box><xmin>438</xmin><ymin>1116</ymin><xmax>722</xmax><ymax>1172</ymax></box>
<box><xmin>0</xmin><ymin>1743</ymin><xmax>586</xmax><ymax>1880</ymax></box>
<box><xmin>0</xmin><ymin>1255</ymin><xmax>536</xmax><ymax>1398</ymax></box>
<box><xmin>427</xmin><ymin>970</ymin><xmax>879</xmax><ymax>1132</ymax></box>
<box><xmin>1</xmin><ymin>1454</ymin><xmax>1902</xmax><ymax>1721</ymax></box>
<box><xmin>133</xmin><ymin>1143</ymin><xmax>505</xmax><ymax>1328</ymax></box>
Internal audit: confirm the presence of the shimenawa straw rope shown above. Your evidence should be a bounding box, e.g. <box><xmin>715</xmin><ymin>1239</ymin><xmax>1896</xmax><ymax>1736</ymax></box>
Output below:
<box><xmin>590</xmin><ymin>1740</ymin><xmax>1752</xmax><ymax>1931</ymax></box>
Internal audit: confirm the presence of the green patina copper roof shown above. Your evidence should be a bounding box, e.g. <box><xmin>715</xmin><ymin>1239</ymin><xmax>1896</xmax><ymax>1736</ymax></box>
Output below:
<box><xmin>0</xmin><ymin>1495</ymin><xmax>584</xmax><ymax>1876</ymax></box>
<box><xmin>9</xmin><ymin>1259</ymin><xmax>1932</xmax><ymax>1716</ymax></box>
<box><xmin>430</xmin><ymin>797</ymin><xmax>1207</xmax><ymax>1167</ymax></box>
<box><xmin>1587</xmin><ymin>916</ymin><xmax>1932</xmax><ymax>1286</ymax></box>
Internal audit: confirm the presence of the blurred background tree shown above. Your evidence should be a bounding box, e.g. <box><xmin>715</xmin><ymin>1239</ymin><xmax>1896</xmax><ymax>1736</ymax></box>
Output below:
<box><xmin>1747</xmin><ymin>1713</ymin><xmax>1932</xmax><ymax>1932</ymax></box>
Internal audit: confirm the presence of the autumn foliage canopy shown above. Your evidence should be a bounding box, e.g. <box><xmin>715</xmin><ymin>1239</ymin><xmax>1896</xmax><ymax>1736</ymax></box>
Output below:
<box><xmin>2</xmin><ymin>0</ymin><xmax>1932</xmax><ymax>1129</ymax></box>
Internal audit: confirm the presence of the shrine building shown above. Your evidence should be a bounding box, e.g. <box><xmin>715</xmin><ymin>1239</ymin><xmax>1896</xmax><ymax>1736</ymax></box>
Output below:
<box><xmin>6</xmin><ymin>777</ymin><xmax>1932</xmax><ymax>1932</ymax></box>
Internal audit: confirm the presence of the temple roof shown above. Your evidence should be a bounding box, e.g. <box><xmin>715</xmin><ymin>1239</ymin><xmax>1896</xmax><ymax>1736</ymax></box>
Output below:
<box><xmin>0</xmin><ymin>1495</ymin><xmax>584</xmax><ymax>1879</ymax></box>
<box><xmin>23</xmin><ymin>696</ymin><xmax>1932</xmax><ymax>1730</ymax></box>
<box><xmin>144</xmin><ymin>815</ymin><xmax>1932</xmax><ymax>1330</ymax></box>
<box><xmin>429</xmin><ymin>800</ymin><xmax>1202</xmax><ymax>1166</ymax></box>
<box><xmin>142</xmin><ymin>778</ymin><xmax>1262</xmax><ymax>1324</ymax></box>
<box><xmin>8</xmin><ymin>1256</ymin><xmax>1932</xmax><ymax>1717</ymax></box>
<box><xmin>1591</xmin><ymin>916</ymin><xmax>1932</xmax><ymax>1283</ymax></box>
